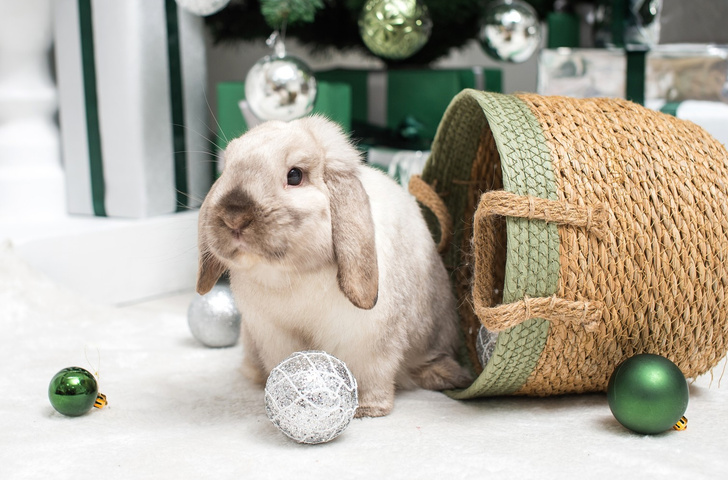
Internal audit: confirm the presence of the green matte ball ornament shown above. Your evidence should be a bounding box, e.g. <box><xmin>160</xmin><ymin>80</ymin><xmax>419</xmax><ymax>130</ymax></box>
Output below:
<box><xmin>358</xmin><ymin>0</ymin><xmax>433</xmax><ymax>60</ymax></box>
<box><xmin>48</xmin><ymin>367</ymin><xmax>105</xmax><ymax>417</ymax></box>
<box><xmin>607</xmin><ymin>354</ymin><xmax>689</xmax><ymax>435</ymax></box>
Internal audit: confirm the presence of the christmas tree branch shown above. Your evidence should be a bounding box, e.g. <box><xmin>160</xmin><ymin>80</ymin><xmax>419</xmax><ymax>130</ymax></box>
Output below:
<box><xmin>260</xmin><ymin>0</ymin><xmax>324</xmax><ymax>29</ymax></box>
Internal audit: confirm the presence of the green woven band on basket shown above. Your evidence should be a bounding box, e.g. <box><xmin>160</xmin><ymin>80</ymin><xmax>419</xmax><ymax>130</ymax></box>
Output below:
<box><xmin>423</xmin><ymin>90</ymin><xmax>560</xmax><ymax>399</ymax></box>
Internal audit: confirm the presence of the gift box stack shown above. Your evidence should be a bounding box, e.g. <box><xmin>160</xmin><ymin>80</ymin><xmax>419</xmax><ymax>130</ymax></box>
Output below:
<box><xmin>537</xmin><ymin>1</ymin><xmax>728</xmax><ymax>146</ymax></box>
<box><xmin>54</xmin><ymin>0</ymin><xmax>213</xmax><ymax>218</ymax></box>
<box><xmin>216</xmin><ymin>67</ymin><xmax>502</xmax><ymax>176</ymax></box>
<box><xmin>537</xmin><ymin>46</ymin><xmax>728</xmax><ymax>146</ymax></box>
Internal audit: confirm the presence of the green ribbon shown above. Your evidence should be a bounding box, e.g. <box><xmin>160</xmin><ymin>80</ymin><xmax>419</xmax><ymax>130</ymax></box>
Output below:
<box><xmin>547</xmin><ymin>12</ymin><xmax>580</xmax><ymax>49</ymax></box>
<box><xmin>78</xmin><ymin>0</ymin><xmax>106</xmax><ymax>217</ymax></box>
<box><xmin>606</xmin><ymin>0</ymin><xmax>647</xmax><ymax>105</ymax></box>
<box><xmin>164</xmin><ymin>0</ymin><xmax>188</xmax><ymax>211</ymax></box>
<box><xmin>660</xmin><ymin>102</ymin><xmax>680</xmax><ymax>117</ymax></box>
<box><xmin>626</xmin><ymin>47</ymin><xmax>647</xmax><ymax>105</ymax></box>
<box><xmin>611</xmin><ymin>0</ymin><xmax>627</xmax><ymax>48</ymax></box>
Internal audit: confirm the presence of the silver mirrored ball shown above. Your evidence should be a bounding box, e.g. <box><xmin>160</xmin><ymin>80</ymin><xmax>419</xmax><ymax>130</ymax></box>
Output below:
<box><xmin>478</xmin><ymin>0</ymin><xmax>542</xmax><ymax>63</ymax></box>
<box><xmin>187</xmin><ymin>284</ymin><xmax>241</xmax><ymax>348</ymax></box>
<box><xmin>245</xmin><ymin>54</ymin><xmax>317</xmax><ymax>122</ymax></box>
<box><xmin>175</xmin><ymin>0</ymin><xmax>230</xmax><ymax>16</ymax></box>
<box><xmin>476</xmin><ymin>325</ymin><xmax>499</xmax><ymax>367</ymax></box>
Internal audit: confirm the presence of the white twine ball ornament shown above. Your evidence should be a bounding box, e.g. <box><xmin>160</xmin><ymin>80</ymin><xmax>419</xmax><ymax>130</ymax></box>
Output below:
<box><xmin>265</xmin><ymin>351</ymin><xmax>358</xmax><ymax>444</ymax></box>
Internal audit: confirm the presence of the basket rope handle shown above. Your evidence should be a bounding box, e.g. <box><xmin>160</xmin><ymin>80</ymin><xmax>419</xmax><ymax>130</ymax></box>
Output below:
<box><xmin>475</xmin><ymin>294</ymin><xmax>602</xmax><ymax>332</ymax></box>
<box><xmin>480</xmin><ymin>190</ymin><xmax>609</xmax><ymax>240</ymax></box>
<box><xmin>408</xmin><ymin>174</ymin><xmax>452</xmax><ymax>253</ymax></box>
<box><xmin>474</xmin><ymin>190</ymin><xmax>607</xmax><ymax>331</ymax></box>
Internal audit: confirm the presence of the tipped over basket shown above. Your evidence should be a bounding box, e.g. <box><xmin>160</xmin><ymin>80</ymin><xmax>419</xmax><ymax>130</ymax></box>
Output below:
<box><xmin>411</xmin><ymin>89</ymin><xmax>728</xmax><ymax>398</ymax></box>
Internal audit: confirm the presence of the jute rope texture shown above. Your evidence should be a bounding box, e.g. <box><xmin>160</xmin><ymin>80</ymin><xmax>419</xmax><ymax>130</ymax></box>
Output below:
<box><xmin>414</xmin><ymin>90</ymin><xmax>728</xmax><ymax>397</ymax></box>
<box><xmin>516</xmin><ymin>93</ymin><xmax>728</xmax><ymax>394</ymax></box>
<box><xmin>408</xmin><ymin>175</ymin><xmax>452</xmax><ymax>253</ymax></box>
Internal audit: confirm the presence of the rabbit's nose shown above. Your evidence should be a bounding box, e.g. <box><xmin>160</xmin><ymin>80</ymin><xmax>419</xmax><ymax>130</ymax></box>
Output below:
<box><xmin>219</xmin><ymin>189</ymin><xmax>257</xmax><ymax>233</ymax></box>
<box><xmin>221</xmin><ymin>210</ymin><xmax>253</xmax><ymax>233</ymax></box>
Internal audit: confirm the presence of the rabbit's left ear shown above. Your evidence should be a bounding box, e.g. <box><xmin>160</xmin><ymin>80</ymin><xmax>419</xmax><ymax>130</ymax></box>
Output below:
<box><xmin>196</xmin><ymin>245</ymin><xmax>227</xmax><ymax>295</ymax></box>
<box><xmin>325</xmin><ymin>169</ymin><xmax>379</xmax><ymax>310</ymax></box>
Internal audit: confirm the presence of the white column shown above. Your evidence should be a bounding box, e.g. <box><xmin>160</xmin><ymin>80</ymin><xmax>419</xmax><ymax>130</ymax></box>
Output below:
<box><xmin>0</xmin><ymin>0</ymin><xmax>65</xmax><ymax>221</ymax></box>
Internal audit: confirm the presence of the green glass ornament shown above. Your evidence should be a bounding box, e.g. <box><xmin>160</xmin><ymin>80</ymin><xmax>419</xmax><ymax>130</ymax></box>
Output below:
<box><xmin>48</xmin><ymin>367</ymin><xmax>99</xmax><ymax>417</ymax></box>
<box><xmin>358</xmin><ymin>0</ymin><xmax>432</xmax><ymax>60</ymax></box>
<box><xmin>607</xmin><ymin>354</ymin><xmax>689</xmax><ymax>435</ymax></box>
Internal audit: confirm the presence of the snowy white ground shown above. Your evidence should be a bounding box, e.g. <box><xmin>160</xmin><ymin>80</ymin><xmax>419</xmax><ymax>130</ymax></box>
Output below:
<box><xmin>2</xmin><ymin>243</ymin><xmax>727</xmax><ymax>479</ymax></box>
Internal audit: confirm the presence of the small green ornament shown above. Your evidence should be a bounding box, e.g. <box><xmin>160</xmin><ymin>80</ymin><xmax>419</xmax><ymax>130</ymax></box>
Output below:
<box><xmin>607</xmin><ymin>354</ymin><xmax>689</xmax><ymax>435</ymax></box>
<box><xmin>48</xmin><ymin>367</ymin><xmax>99</xmax><ymax>417</ymax></box>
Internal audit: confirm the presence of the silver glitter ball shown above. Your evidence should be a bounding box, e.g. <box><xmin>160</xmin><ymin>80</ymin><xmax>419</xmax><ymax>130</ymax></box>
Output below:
<box><xmin>476</xmin><ymin>325</ymin><xmax>499</xmax><ymax>368</ymax></box>
<box><xmin>187</xmin><ymin>284</ymin><xmax>241</xmax><ymax>348</ymax></box>
<box><xmin>265</xmin><ymin>351</ymin><xmax>359</xmax><ymax>444</ymax></box>
<box><xmin>477</xmin><ymin>0</ymin><xmax>542</xmax><ymax>63</ymax></box>
<box><xmin>245</xmin><ymin>54</ymin><xmax>317</xmax><ymax>122</ymax></box>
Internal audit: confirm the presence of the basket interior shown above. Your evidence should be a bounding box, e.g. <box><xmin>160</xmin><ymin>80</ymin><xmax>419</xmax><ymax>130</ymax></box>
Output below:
<box><xmin>456</xmin><ymin>125</ymin><xmax>506</xmax><ymax>374</ymax></box>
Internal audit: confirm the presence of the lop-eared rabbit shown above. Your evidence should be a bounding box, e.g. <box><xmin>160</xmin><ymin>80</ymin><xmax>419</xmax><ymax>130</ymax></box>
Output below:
<box><xmin>197</xmin><ymin>116</ymin><xmax>469</xmax><ymax>417</ymax></box>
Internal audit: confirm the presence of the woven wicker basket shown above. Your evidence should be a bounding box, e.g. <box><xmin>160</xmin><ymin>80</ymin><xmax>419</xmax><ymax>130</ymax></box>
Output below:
<box><xmin>411</xmin><ymin>89</ymin><xmax>728</xmax><ymax>398</ymax></box>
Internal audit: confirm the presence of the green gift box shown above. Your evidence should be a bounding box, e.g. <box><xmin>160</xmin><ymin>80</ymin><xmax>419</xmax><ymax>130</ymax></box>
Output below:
<box><xmin>216</xmin><ymin>68</ymin><xmax>502</xmax><ymax>153</ymax></box>
<box><xmin>316</xmin><ymin>68</ymin><xmax>503</xmax><ymax>143</ymax></box>
<box><xmin>216</xmin><ymin>81</ymin><xmax>352</xmax><ymax>151</ymax></box>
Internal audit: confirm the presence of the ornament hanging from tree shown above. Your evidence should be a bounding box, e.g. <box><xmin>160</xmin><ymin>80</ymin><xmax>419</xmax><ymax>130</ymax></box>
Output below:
<box><xmin>245</xmin><ymin>32</ymin><xmax>318</xmax><ymax>122</ymax></box>
<box><xmin>358</xmin><ymin>0</ymin><xmax>433</xmax><ymax>61</ymax></box>
<box><xmin>244</xmin><ymin>0</ymin><xmax>322</xmax><ymax>122</ymax></box>
<box><xmin>175</xmin><ymin>0</ymin><xmax>230</xmax><ymax>17</ymax></box>
<box><xmin>477</xmin><ymin>0</ymin><xmax>542</xmax><ymax>63</ymax></box>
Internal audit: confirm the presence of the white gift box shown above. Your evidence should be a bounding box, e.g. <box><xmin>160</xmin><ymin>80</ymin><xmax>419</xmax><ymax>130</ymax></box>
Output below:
<box><xmin>538</xmin><ymin>45</ymin><xmax>728</xmax><ymax>104</ymax></box>
<box><xmin>54</xmin><ymin>0</ymin><xmax>211</xmax><ymax>217</ymax></box>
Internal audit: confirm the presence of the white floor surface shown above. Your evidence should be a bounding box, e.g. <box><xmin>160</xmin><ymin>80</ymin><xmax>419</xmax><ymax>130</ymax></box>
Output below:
<box><xmin>2</xmin><ymin>242</ymin><xmax>728</xmax><ymax>479</ymax></box>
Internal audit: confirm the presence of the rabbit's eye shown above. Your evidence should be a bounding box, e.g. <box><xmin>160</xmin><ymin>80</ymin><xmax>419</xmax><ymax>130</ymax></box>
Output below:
<box><xmin>287</xmin><ymin>168</ymin><xmax>303</xmax><ymax>186</ymax></box>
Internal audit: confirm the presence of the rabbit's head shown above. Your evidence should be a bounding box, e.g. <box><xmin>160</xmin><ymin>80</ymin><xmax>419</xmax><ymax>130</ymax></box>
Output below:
<box><xmin>197</xmin><ymin>116</ymin><xmax>378</xmax><ymax>310</ymax></box>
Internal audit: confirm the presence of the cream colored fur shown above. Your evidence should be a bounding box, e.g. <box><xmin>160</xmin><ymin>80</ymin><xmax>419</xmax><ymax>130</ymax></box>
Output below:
<box><xmin>197</xmin><ymin>116</ymin><xmax>470</xmax><ymax>417</ymax></box>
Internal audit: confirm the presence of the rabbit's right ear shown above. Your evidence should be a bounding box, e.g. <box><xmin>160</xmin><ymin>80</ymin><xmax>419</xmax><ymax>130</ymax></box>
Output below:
<box><xmin>196</xmin><ymin>239</ymin><xmax>226</xmax><ymax>295</ymax></box>
<box><xmin>325</xmin><ymin>169</ymin><xmax>379</xmax><ymax>310</ymax></box>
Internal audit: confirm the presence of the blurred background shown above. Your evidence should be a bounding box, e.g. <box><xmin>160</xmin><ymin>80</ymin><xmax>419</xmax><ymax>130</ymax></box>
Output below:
<box><xmin>1</xmin><ymin>0</ymin><xmax>727</xmax><ymax>305</ymax></box>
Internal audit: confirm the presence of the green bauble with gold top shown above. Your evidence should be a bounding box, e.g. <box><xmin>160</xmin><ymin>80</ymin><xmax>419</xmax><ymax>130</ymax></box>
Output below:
<box><xmin>48</xmin><ymin>367</ymin><xmax>99</xmax><ymax>417</ymax></box>
<box><xmin>607</xmin><ymin>354</ymin><xmax>689</xmax><ymax>435</ymax></box>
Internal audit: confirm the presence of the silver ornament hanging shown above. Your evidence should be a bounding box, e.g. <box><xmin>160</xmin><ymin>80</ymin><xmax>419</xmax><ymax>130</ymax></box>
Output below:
<box><xmin>187</xmin><ymin>284</ymin><xmax>242</xmax><ymax>348</ymax></box>
<box><xmin>245</xmin><ymin>32</ymin><xmax>317</xmax><ymax>122</ymax></box>
<box><xmin>476</xmin><ymin>325</ymin><xmax>499</xmax><ymax>368</ymax></box>
<box><xmin>175</xmin><ymin>0</ymin><xmax>230</xmax><ymax>16</ymax></box>
<box><xmin>265</xmin><ymin>351</ymin><xmax>359</xmax><ymax>445</ymax></box>
<box><xmin>477</xmin><ymin>0</ymin><xmax>542</xmax><ymax>63</ymax></box>
<box><xmin>594</xmin><ymin>0</ymin><xmax>662</xmax><ymax>48</ymax></box>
